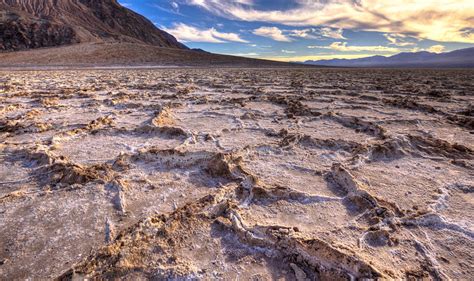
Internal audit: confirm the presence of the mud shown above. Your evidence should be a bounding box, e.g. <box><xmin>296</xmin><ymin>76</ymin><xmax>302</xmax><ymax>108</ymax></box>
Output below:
<box><xmin>0</xmin><ymin>68</ymin><xmax>473</xmax><ymax>279</ymax></box>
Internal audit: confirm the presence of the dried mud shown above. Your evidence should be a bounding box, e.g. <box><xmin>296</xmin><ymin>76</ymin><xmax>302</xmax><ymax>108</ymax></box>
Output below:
<box><xmin>0</xmin><ymin>68</ymin><xmax>473</xmax><ymax>280</ymax></box>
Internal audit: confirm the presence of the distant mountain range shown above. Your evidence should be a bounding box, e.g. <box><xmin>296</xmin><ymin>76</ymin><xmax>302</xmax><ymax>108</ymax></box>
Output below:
<box><xmin>304</xmin><ymin>47</ymin><xmax>474</xmax><ymax>68</ymax></box>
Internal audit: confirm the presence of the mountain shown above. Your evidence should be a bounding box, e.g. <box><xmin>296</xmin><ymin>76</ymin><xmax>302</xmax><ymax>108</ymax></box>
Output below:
<box><xmin>0</xmin><ymin>42</ymin><xmax>302</xmax><ymax>67</ymax></box>
<box><xmin>0</xmin><ymin>0</ymin><xmax>307</xmax><ymax>67</ymax></box>
<box><xmin>304</xmin><ymin>47</ymin><xmax>474</xmax><ymax>68</ymax></box>
<box><xmin>0</xmin><ymin>0</ymin><xmax>187</xmax><ymax>51</ymax></box>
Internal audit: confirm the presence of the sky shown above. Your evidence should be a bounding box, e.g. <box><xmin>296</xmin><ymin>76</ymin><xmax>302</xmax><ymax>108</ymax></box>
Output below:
<box><xmin>118</xmin><ymin>0</ymin><xmax>474</xmax><ymax>62</ymax></box>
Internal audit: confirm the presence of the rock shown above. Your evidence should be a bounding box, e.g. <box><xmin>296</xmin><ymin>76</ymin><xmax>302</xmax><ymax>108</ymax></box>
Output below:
<box><xmin>290</xmin><ymin>263</ymin><xmax>308</xmax><ymax>281</ymax></box>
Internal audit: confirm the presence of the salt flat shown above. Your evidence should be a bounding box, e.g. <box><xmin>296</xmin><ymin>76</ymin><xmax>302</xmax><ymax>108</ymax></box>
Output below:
<box><xmin>0</xmin><ymin>68</ymin><xmax>473</xmax><ymax>279</ymax></box>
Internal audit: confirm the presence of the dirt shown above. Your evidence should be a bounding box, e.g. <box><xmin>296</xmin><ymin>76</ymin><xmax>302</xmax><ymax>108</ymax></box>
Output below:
<box><xmin>0</xmin><ymin>68</ymin><xmax>473</xmax><ymax>279</ymax></box>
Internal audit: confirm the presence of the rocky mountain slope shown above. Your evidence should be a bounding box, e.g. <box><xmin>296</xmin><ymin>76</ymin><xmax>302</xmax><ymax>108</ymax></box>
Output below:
<box><xmin>0</xmin><ymin>0</ymin><xmax>187</xmax><ymax>51</ymax></box>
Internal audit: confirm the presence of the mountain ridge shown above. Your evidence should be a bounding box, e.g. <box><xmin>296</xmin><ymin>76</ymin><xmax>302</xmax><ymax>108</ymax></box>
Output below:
<box><xmin>304</xmin><ymin>47</ymin><xmax>474</xmax><ymax>68</ymax></box>
<box><xmin>0</xmin><ymin>41</ymin><xmax>311</xmax><ymax>67</ymax></box>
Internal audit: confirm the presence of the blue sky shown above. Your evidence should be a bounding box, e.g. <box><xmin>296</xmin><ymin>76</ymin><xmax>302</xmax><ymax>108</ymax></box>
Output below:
<box><xmin>119</xmin><ymin>0</ymin><xmax>474</xmax><ymax>61</ymax></box>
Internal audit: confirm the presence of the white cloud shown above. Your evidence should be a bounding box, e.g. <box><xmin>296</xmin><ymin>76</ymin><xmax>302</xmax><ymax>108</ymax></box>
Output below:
<box><xmin>309</xmin><ymin>42</ymin><xmax>400</xmax><ymax>53</ymax></box>
<box><xmin>319</xmin><ymin>27</ymin><xmax>346</xmax><ymax>40</ymax></box>
<box><xmin>164</xmin><ymin>23</ymin><xmax>248</xmax><ymax>43</ymax></box>
<box><xmin>186</xmin><ymin>0</ymin><xmax>474</xmax><ymax>43</ymax></box>
<box><xmin>290</xmin><ymin>28</ymin><xmax>341</xmax><ymax>39</ymax></box>
<box><xmin>152</xmin><ymin>3</ymin><xmax>183</xmax><ymax>15</ymax></box>
<box><xmin>214</xmin><ymin>31</ymin><xmax>249</xmax><ymax>43</ymax></box>
<box><xmin>384</xmin><ymin>33</ymin><xmax>416</xmax><ymax>46</ymax></box>
<box><xmin>281</xmin><ymin>50</ymin><xmax>296</xmax><ymax>53</ymax></box>
<box><xmin>409</xmin><ymin>47</ymin><xmax>422</xmax><ymax>53</ymax></box>
<box><xmin>427</xmin><ymin>45</ymin><xmax>446</xmax><ymax>53</ymax></box>
<box><xmin>288</xmin><ymin>28</ymin><xmax>318</xmax><ymax>39</ymax></box>
<box><xmin>226</xmin><ymin>52</ymin><xmax>259</xmax><ymax>57</ymax></box>
<box><xmin>253</xmin><ymin>26</ymin><xmax>345</xmax><ymax>41</ymax></box>
<box><xmin>405</xmin><ymin>45</ymin><xmax>446</xmax><ymax>53</ymax></box>
<box><xmin>253</xmin><ymin>26</ymin><xmax>292</xmax><ymax>42</ymax></box>
<box><xmin>186</xmin><ymin>0</ymin><xmax>254</xmax><ymax>9</ymax></box>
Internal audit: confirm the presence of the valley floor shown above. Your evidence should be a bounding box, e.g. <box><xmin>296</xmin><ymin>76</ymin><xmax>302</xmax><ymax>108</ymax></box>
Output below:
<box><xmin>0</xmin><ymin>68</ymin><xmax>473</xmax><ymax>279</ymax></box>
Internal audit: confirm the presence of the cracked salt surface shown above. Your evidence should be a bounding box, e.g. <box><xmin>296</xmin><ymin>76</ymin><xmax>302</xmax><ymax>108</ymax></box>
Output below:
<box><xmin>0</xmin><ymin>68</ymin><xmax>473</xmax><ymax>279</ymax></box>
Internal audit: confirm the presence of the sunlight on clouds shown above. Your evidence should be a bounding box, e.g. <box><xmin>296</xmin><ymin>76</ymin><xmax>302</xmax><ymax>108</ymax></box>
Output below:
<box><xmin>253</xmin><ymin>27</ymin><xmax>292</xmax><ymax>42</ymax></box>
<box><xmin>251</xmin><ymin>26</ymin><xmax>346</xmax><ymax>42</ymax></box>
<box><xmin>308</xmin><ymin>42</ymin><xmax>400</xmax><ymax>53</ymax></box>
<box><xmin>288</xmin><ymin>27</ymin><xmax>346</xmax><ymax>40</ymax></box>
<box><xmin>164</xmin><ymin>23</ymin><xmax>248</xmax><ymax>43</ymax></box>
<box><xmin>224</xmin><ymin>52</ymin><xmax>259</xmax><ymax>57</ymax></box>
<box><xmin>319</xmin><ymin>27</ymin><xmax>346</xmax><ymax>40</ymax></box>
<box><xmin>384</xmin><ymin>34</ymin><xmax>417</xmax><ymax>47</ymax></box>
<box><xmin>187</xmin><ymin>0</ymin><xmax>474</xmax><ymax>43</ymax></box>
<box><xmin>427</xmin><ymin>45</ymin><xmax>446</xmax><ymax>54</ymax></box>
<box><xmin>288</xmin><ymin>28</ymin><xmax>319</xmax><ymax>39</ymax></box>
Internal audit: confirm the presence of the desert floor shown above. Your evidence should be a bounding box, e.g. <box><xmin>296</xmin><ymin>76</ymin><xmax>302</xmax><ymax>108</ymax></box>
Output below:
<box><xmin>0</xmin><ymin>68</ymin><xmax>473</xmax><ymax>279</ymax></box>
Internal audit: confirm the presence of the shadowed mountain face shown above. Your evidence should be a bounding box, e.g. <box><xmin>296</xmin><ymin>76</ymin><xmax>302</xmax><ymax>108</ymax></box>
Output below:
<box><xmin>0</xmin><ymin>0</ymin><xmax>187</xmax><ymax>51</ymax></box>
<box><xmin>304</xmin><ymin>47</ymin><xmax>474</xmax><ymax>68</ymax></box>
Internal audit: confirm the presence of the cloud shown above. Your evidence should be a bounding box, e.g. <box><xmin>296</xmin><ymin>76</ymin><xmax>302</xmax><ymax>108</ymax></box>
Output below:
<box><xmin>152</xmin><ymin>3</ymin><xmax>183</xmax><ymax>15</ymax></box>
<box><xmin>253</xmin><ymin>27</ymin><xmax>292</xmax><ymax>42</ymax></box>
<box><xmin>384</xmin><ymin>33</ymin><xmax>416</xmax><ymax>46</ymax></box>
<box><xmin>288</xmin><ymin>27</ymin><xmax>345</xmax><ymax>39</ymax></box>
<box><xmin>319</xmin><ymin>27</ymin><xmax>346</xmax><ymax>40</ymax></box>
<box><xmin>427</xmin><ymin>45</ymin><xmax>446</xmax><ymax>53</ymax></box>
<box><xmin>281</xmin><ymin>50</ymin><xmax>296</xmax><ymax>53</ymax></box>
<box><xmin>164</xmin><ymin>23</ymin><xmax>248</xmax><ymax>43</ymax></box>
<box><xmin>309</xmin><ymin>42</ymin><xmax>400</xmax><ymax>53</ymax></box>
<box><xmin>225</xmin><ymin>52</ymin><xmax>259</xmax><ymax>57</ymax></box>
<box><xmin>409</xmin><ymin>47</ymin><xmax>422</xmax><ymax>53</ymax></box>
<box><xmin>253</xmin><ymin>26</ymin><xmax>345</xmax><ymax>41</ymax></box>
<box><xmin>185</xmin><ymin>0</ymin><xmax>474</xmax><ymax>43</ymax></box>
<box><xmin>213</xmin><ymin>31</ymin><xmax>249</xmax><ymax>43</ymax></box>
<box><xmin>185</xmin><ymin>0</ymin><xmax>254</xmax><ymax>9</ymax></box>
<box><xmin>288</xmin><ymin>28</ymin><xmax>318</xmax><ymax>39</ymax></box>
